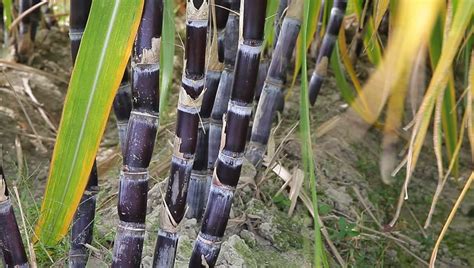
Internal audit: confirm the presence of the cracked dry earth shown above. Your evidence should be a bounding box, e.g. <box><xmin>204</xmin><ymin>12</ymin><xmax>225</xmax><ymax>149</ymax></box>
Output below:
<box><xmin>0</xmin><ymin>28</ymin><xmax>473</xmax><ymax>267</ymax></box>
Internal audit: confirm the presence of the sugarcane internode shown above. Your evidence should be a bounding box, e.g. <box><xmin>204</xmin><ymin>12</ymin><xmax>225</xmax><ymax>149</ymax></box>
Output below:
<box><xmin>0</xmin><ymin>163</ymin><xmax>28</xmax><ymax>267</ymax></box>
<box><xmin>308</xmin><ymin>0</ymin><xmax>348</xmax><ymax>105</ymax></box>
<box><xmin>153</xmin><ymin>1</ymin><xmax>208</xmax><ymax>267</ymax></box>
<box><xmin>186</xmin><ymin>0</ymin><xmax>232</xmax><ymax>221</ymax></box>
<box><xmin>190</xmin><ymin>1</ymin><xmax>267</xmax><ymax>267</ymax></box>
<box><xmin>112</xmin><ymin>0</ymin><xmax>163</xmax><ymax>267</ymax></box>
<box><xmin>208</xmin><ymin>0</ymin><xmax>240</xmax><ymax>183</ymax></box>
<box><xmin>247</xmin><ymin>0</ymin><xmax>303</xmax><ymax>169</ymax></box>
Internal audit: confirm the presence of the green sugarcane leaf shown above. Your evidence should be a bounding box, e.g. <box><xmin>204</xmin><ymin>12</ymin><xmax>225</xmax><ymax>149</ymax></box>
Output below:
<box><xmin>263</xmin><ymin>0</ymin><xmax>279</xmax><ymax>50</ymax></box>
<box><xmin>331</xmin><ymin>43</ymin><xmax>355</xmax><ymax>104</ymax></box>
<box><xmin>3</xmin><ymin>0</ymin><xmax>13</xmax><ymax>29</ymax></box>
<box><xmin>159</xmin><ymin>0</ymin><xmax>176</xmax><ymax>117</ymax></box>
<box><xmin>34</xmin><ymin>0</ymin><xmax>144</xmax><ymax>246</ymax></box>
<box><xmin>351</xmin><ymin>0</ymin><xmax>383</xmax><ymax>65</ymax></box>
<box><xmin>405</xmin><ymin>0</ymin><xmax>472</xmax><ymax>193</ymax></box>
<box><xmin>299</xmin><ymin>0</ymin><xmax>327</xmax><ymax>267</ymax></box>
<box><xmin>429</xmin><ymin>4</ymin><xmax>459</xmax><ymax>177</ymax></box>
<box><xmin>292</xmin><ymin>0</ymin><xmax>321</xmax><ymax>87</ymax></box>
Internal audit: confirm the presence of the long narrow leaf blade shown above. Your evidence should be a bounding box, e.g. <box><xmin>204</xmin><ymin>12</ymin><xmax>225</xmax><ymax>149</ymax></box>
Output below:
<box><xmin>263</xmin><ymin>0</ymin><xmax>279</xmax><ymax>50</ymax></box>
<box><xmin>35</xmin><ymin>0</ymin><xmax>144</xmax><ymax>245</ymax></box>
<box><xmin>299</xmin><ymin>0</ymin><xmax>327</xmax><ymax>267</ymax></box>
<box><xmin>159</xmin><ymin>0</ymin><xmax>176</xmax><ymax>116</ymax></box>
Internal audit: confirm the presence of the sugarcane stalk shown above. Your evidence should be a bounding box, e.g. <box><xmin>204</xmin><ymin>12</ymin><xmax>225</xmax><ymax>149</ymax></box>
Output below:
<box><xmin>111</xmin><ymin>0</ymin><xmax>163</xmax><ymax>267</ymax></box>
<box><xmin>69</xmin><ymin>164</ymin><xmax>98</xmax><ymax>268</ymax></box>
<box><xmin>186</xmin><ymin>0</ymin><xmax>230</xmax><ymax>220</ymax></box>
<box><xmin>254</xmin><ymin>0</ymin><xmax>287</xmax><ymax>103</ymax></box>
<box><xmin>189</xmin><ymin>1</ymin><xmax>268</xmax><ymax>266</ymax></box>
<box><xmin>152</xmin><ymin>1</ymin><xmax>208</xmax><ymax>267</ymax></box>
<box><xmin>215</xmin><ymin>0</ymin><xmax>231</xmax><ymax>62</ymax></box>
<box><xmin>208</xmin><ymin>0</ymin><xmax>240</xmax><ymax>180</ymax></box>
<box><xmin>0</xmin><ymin>155</ymin><xmax>28</xmax><ymax>267</ymax></box>
<box><xmin>246</xmin><ymin>0</ymin><xmax>303</xmax><ymax>168</ymax></box>
<box><xmin>310</xmin><ymin>0</ymin><xmax>325</xmax><ymax>58</ymax></box>
<box><xmin>308</xmin><ymin>0</ymin><xmax>347</xmax><ymax>105</ymax></box>
<box><xmin>254</xmin><ymin>0</ymin><xmax>287</xmax><ymax>114</ymax></box>
<box><xmin>272</xmin><ymin>0</ymin><xmax>288</xmax><ymax>49</ymax></box>
<box><xmin>113</xmin><ymin>68</ymin><xmax>133</xmax><ymax>151</ymax></box>
<box><xmin>68</xmin><ymin>1</ymin><xmax>100</xmax><ymax>267</ymax></box>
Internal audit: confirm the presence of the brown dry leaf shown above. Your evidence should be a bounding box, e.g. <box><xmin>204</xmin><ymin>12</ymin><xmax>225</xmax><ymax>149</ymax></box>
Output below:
<box><xmin>288</xmin><ymin>168</ymin><xmax>304</xmax><ymax>216</ymax></box>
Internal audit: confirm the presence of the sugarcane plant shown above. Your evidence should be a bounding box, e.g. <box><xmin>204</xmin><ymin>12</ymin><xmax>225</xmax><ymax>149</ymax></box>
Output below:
<box><xmin>253</xmin><ymin>0</ymin><xmax>287</xmax><ymax>111</ymax></box>
<box><xmin>208</xmin><ymin>0</ymin><xmax>240</xmax><ymax>182</ymax></box>
<box><xmin>246</xmin><ymin>0</ymin><xmax>304</xmax><ymax>168</ymax></box>
<box><xmin>189</xmin><ymin>0</ymin><xmax>268</xmax><ymax>266</ymax></box>
<box><xmin>308</xmin><ymin>0</ymin><xmax>348</xmax><ymax>105</ymax></box>
<box><xmin>186</xmin><ymin>0</ymin><xmax>230</xmax><ymax>220</ymax></box>
<box><xmin>111</xmin><ymin>0</ymin><xmax>163</xmax><ymax>266</ymax></box>
<box><xmin>0</xmin><ymin>149</ymin><xmax>28</xmax><ymax>267</ymax></box>
<box><xmin>152</xmin><ymin>1</ymin><xmax>208</xmax><ymax>266</ymax></box>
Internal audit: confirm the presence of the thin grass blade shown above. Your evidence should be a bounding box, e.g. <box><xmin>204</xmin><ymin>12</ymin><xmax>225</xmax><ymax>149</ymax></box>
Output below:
<box><xmin>299</xmin><ymin>0</ymin><xmax>327</xmax><ymax>267</ymax></box>
<box><xmin>390</xmin><ymin>0</ymin><xmax>472</xmax><ymax>227</ymax></box>
<box><xmin>292</xmin><ymin>0</ymin><xmax>322</xmax><ymax>87</ymax></box>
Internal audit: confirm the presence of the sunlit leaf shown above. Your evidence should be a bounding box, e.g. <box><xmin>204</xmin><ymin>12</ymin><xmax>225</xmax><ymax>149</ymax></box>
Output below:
<box><xmin>390</xmin><ymin>0</ymin><xmax>472</xmax><ymax>226</ymax></box>
<box><xmin>34</xmin><ymin>0</ymin><xmax>144</xmax><ymax>245</ymax></box>
<box><xmin>299</xmin><ymin>0</ymin><xmax>327</xmax><ymax>267</ymax></box>
<box><xmin>292</xmin><ymin>0</ymin><xmax>322</xmax><ymax>87</ymax></box>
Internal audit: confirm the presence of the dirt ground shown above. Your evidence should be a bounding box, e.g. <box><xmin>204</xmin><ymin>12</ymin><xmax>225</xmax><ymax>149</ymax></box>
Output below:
<box><xmin>0</xmin><ymin>26</ymin><xmax>473</xmax><ymax>268</ymax></box>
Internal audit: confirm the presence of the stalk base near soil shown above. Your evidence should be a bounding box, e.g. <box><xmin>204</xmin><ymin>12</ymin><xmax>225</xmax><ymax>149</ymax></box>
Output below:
<box><xmin>69</xmin><ymin>182</ymin><xmax>98</xmax><ymax>268</ymax></box>
<box><xmin>152</xmin><ymin>230</ymin><xmax>178</xmax><ymax>267</ymax></box>
<box><xmin>0</xmin><ymin>201</ymin><xmax>28</xmax><ymax>267</ymax></box>
<box><xmin>112</xmin><ymin>221</ymin><xmax>146</xmax><ymax>267</ymax></box>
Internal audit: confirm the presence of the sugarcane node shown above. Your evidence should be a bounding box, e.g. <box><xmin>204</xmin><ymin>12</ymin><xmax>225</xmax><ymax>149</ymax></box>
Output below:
<box><xmin>187</xmin><ymin>0</ymin><xmax>209</xmax><ymax>21</ymax></box>
<box><xmin>196</xmin><ymin>235</ymin><xmax>219</xmax><ymax>249</ymax></box>
<box><xmin>83</xmin><ymin>185</ymin><xmax>99</xmax><ymax>195</ymax></box>
<box><xmin>68</xmin><ymin>29</ymin><xmax>83</xmax><ymax>42</ymax></box>
<box><xmin>178</xmin><ymin>85</ymin><xmax>206</xmax><ymax>109</ymax></box>
<box><xmin>160</xmin><ymin>202</ymin><xmax>179</xmax><ymax>232</ymax></box>
<box><xmin>117</xmin><ymin>220</ymin><xmax>146</xmax><ymax>233</ymax></box>
<box><xmin>197</xmin><ymin>231</ymin><xmax>223</xmax><ymax>244</ymax></box>
<box><xmin>264</xmin><ymin>76</ymin><xmax>284</xmax><ymax>88</ymax></box>
<box><xmin>286</xmin><ymin>0</ymin><xmax>304</xmax><ymax>20</ymax></box>
<box><xmin>219</xmin><ymin>114</ymin><xmax>227</xmax><ymax>151</ymax></box>
<box><xmin>211</xmin><ymin>168</ymin><xmax>237</xmax><ymax>192</ymax></box>
<box><xmin>139</xmin><ymin>37</ymin><xmax>161</xmax><ymax>64</ymax></box>
<box><xmin>172</xmin><ymin>135</ymin><xmax>187</xmax><ymax>160</ymax></box>
<box><xmin>315</xmin><ymin>56</ymin><xmax>329</xmax><ymax>77</ymax></box>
